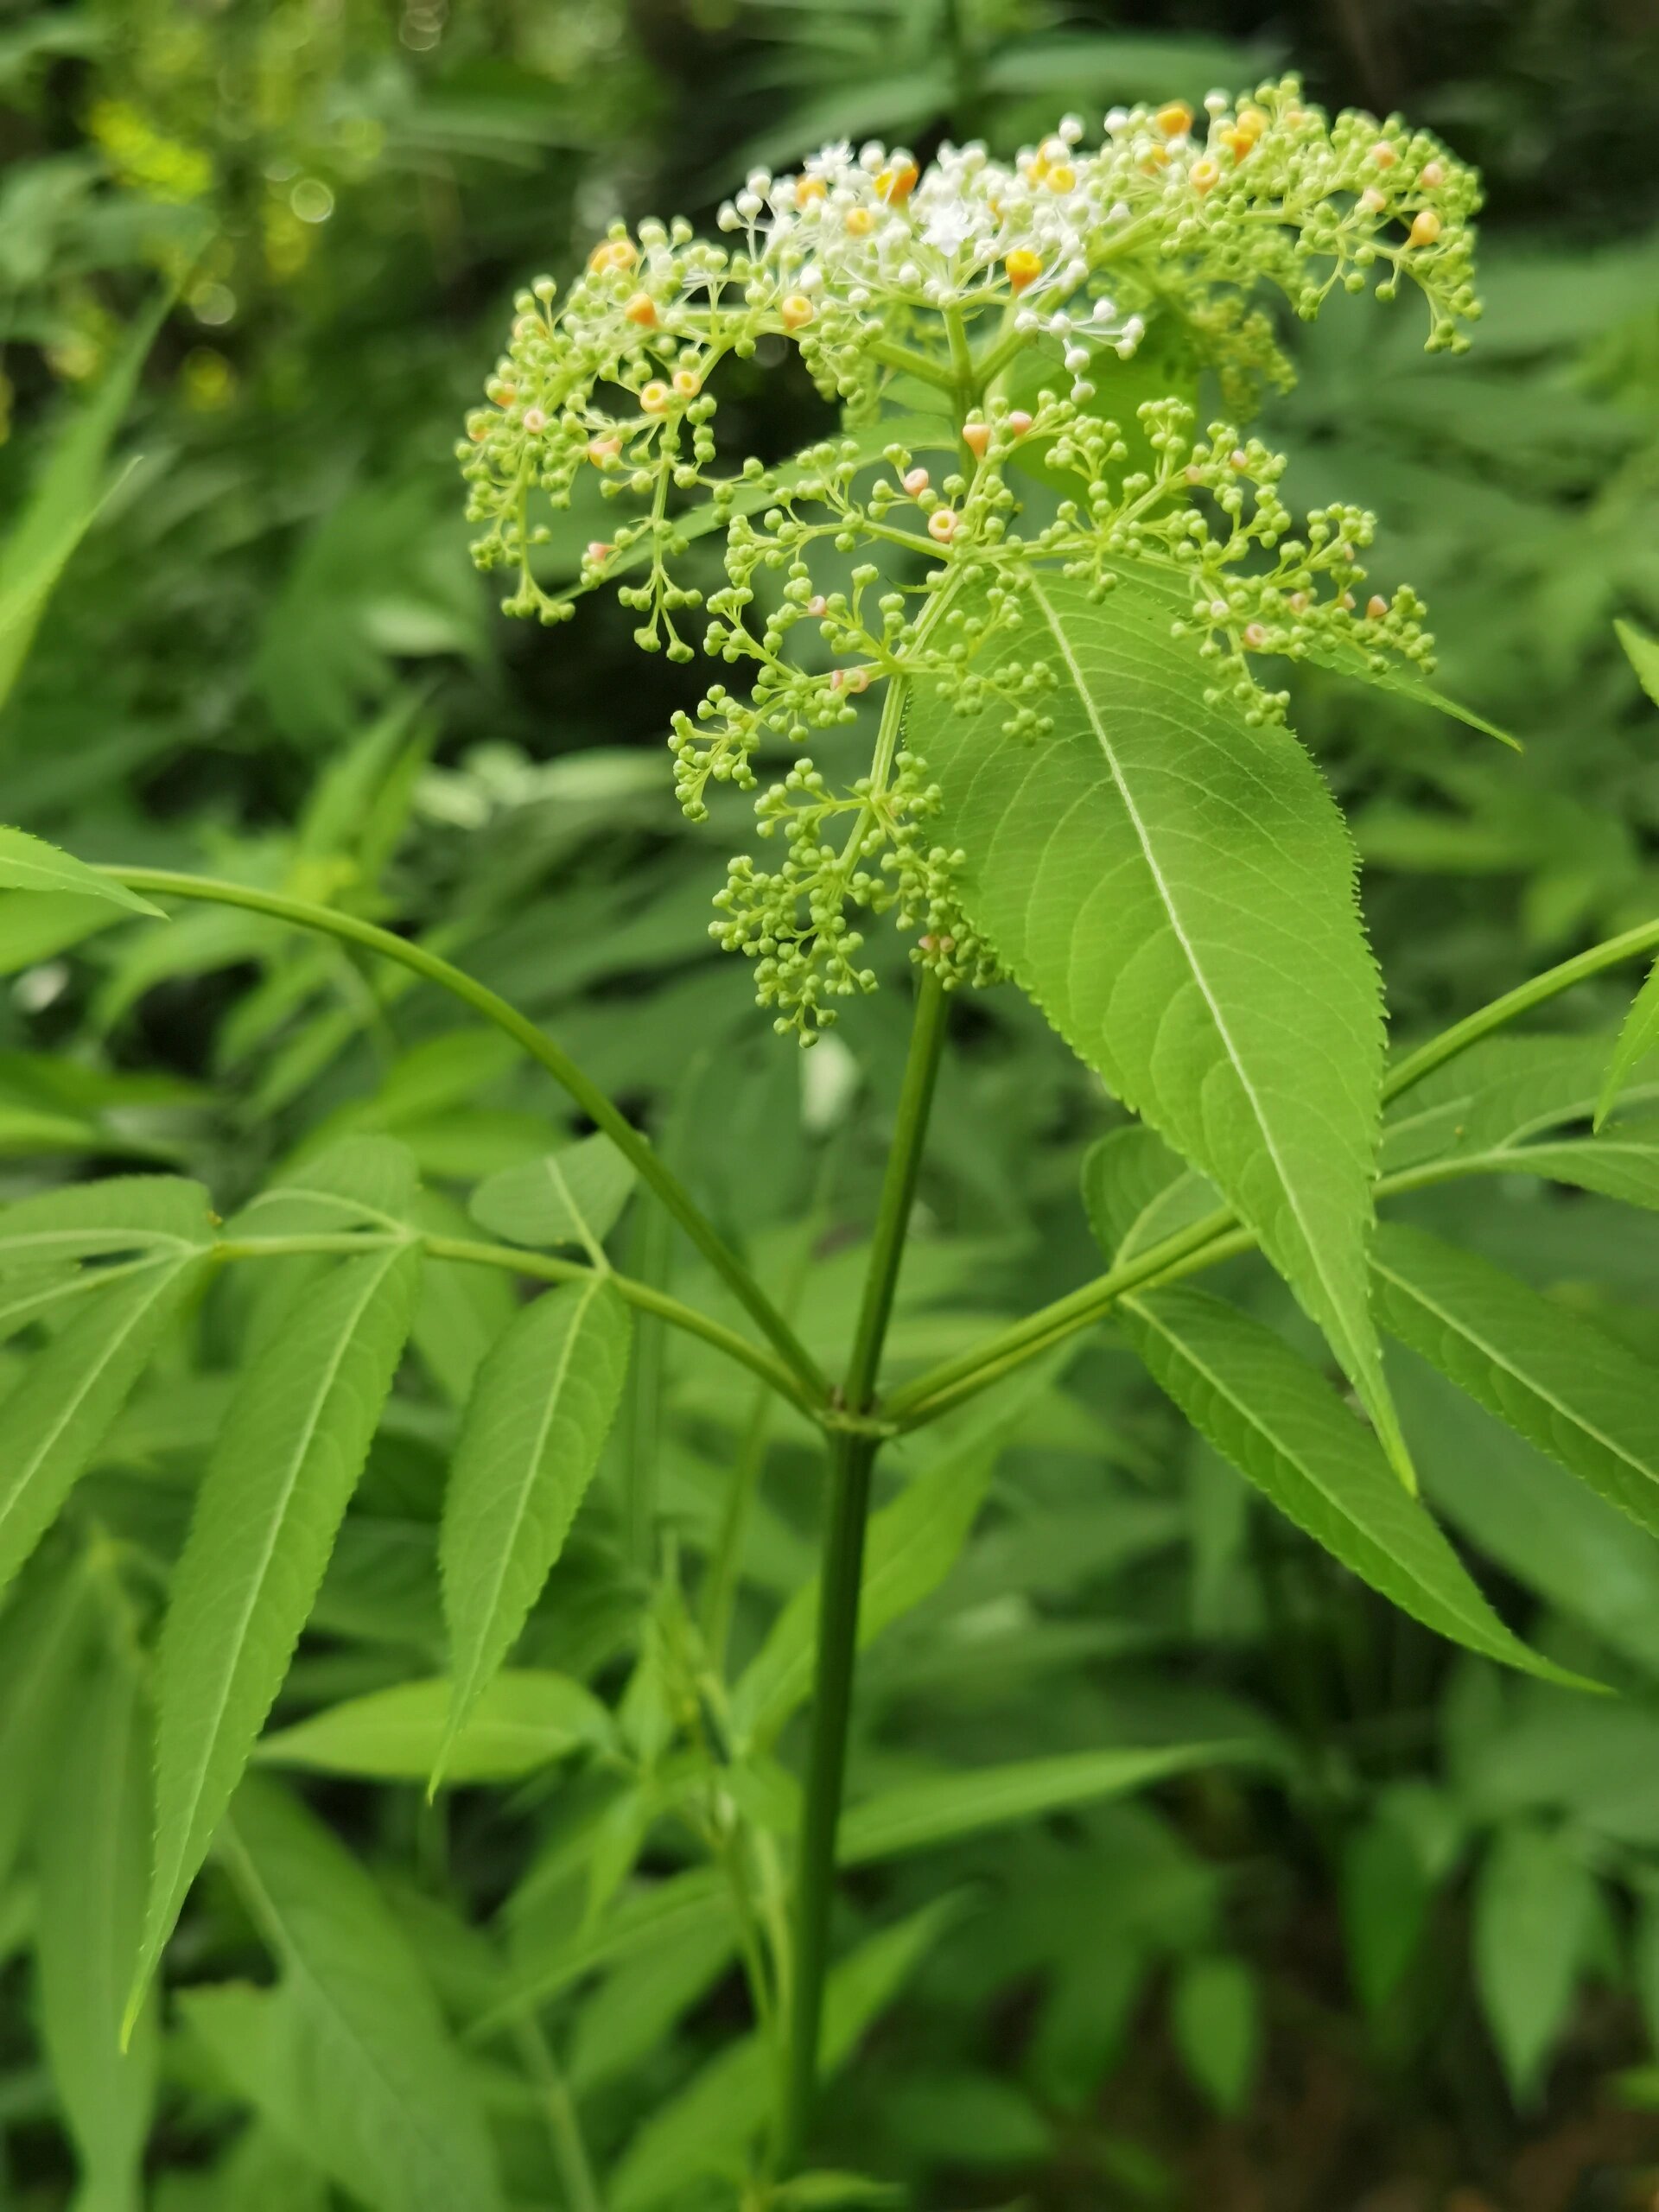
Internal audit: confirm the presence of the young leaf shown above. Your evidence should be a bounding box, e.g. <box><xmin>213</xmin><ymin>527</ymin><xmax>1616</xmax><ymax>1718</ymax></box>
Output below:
<box><xmin>439</xmin><ymin>1277</ymin><xmax>631</xmax><ymax>1771</ymax></box>
<box><xmin>728</xmin><ymin>1427</ymin><xmax>1000</xmax><ymax>1749</ymax></box>
<box><xmin>918</xmin><ymin>569</ymin><xmax>1408</xmax><ymax>1482</ymax></box>
<box><xmin>1371</xmin><ymin>1224</ymin><xmax>1659</xmax><ymax>1535</ymax></box>
<box><xmin>608</xmin><ymin>1893</ymin><xmax>965</xmax><ymax>2212</ymax></box>
<box><xmin>35</xmin><ymin>1649</ymin><xmax>157</xmax><ymax>2212</ymax></box>
<box><xmin>137</xmin><ymin>1243</ymin><xmax>422</xmax><ymax>2009</ymax></box>
<box><xmin>217</xmin><ymin>1777</ymin><xmax>503</xmax><ymax>2212</ymax></box>
<box><xmin>468</xmin><ymin>1130</ymin><xmax>639</xmax><ymax>1258</ymax></box>
<box><xmin>256</xmin><ymin>1669</ymin><xmax>613</xmax><ymax>1783</ymax></box>
<box><xmin>1473</xmin><ymin>1822</ymin><xmax>1596</xmax><ymax>2103</ymax></box>
<box><xmin>1116</xmin><ymin>1286</ymin><xmax>1588</xmax><ymax>1685</ymax></box>
<box><xmin>1597</xmin><ymin>960</ymin><xmax>1659</xmax><ymax>1131</ymax></box>
<box><xmin>838</xmin><ymin>1742</ymin><xmax>1244</xmax><ymax>1866</ymax></box>
<box><xmin>0</xmin><ymin>1254</ymin><xmax>209</xmax><ymax>1600</ymax></box>
<box><xmin>1617</xmin><ymin>613</ymin><xmax>1659</xmax><ymax>709</ymax></box>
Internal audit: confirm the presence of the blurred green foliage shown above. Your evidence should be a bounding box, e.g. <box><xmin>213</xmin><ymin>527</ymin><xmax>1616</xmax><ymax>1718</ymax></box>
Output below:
<box><xmin>3</xmin><ymin>2</ymin><xmax>1659</xmax><ymax>2206</ymax></box>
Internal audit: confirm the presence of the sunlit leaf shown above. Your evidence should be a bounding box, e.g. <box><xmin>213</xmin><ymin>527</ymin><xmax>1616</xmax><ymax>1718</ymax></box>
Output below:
<box><xmin>257</xmin><ymin>1669</ymin><xmax>613</xmax><ymax>1783</ymax></box>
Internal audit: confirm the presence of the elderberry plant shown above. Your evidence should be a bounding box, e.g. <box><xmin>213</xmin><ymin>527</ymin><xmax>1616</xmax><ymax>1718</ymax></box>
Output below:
<box><xmin>9</xmin><ymin>73</ymin><xmax>1659</xmax><ymax>2212</ymax></box>
<box><xmin>461</xmin><ymin>78</ymin><xmax>1477</xmax><ymax>1038</ymax></box>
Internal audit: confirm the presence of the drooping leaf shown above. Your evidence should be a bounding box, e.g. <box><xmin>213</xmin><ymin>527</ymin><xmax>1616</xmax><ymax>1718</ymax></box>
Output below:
<box><xmin>0</xmin><ymin>1173</ymin><xmax>214</xmax><ymax>1268</ymax></box>
<box><xmin>1294</xmin><ymin>639</ymin><xmax>1521</xmax><ymax>749</ymax></box>
<box><xmin>216</xmin><ymin>1777</ymin><xmax>502</xmax><ymax>2212</ymax></box>
<box><xmin>438</xmin><ymin>1277</ymin><xmax>631</xmax><ymax>1770</ymax></box>
<box><xmin>1382</xmin><ymin>1032</ymin><xmax>1659</xmax><ymax>1173</ymax></box>
<box><xmin>0</xmin><ymin>292</ymin><xmax>168</xmax><ymax>715</ymax></box>
<box><xmin>468</xmin><ymin>1130</ymin><xmax>639</xmax><ymax>1256</ymax></box>
<box><xmin>918</xmin><ymin>568</ymin><xmax>1408</xmax><ymax>1480</ymax></box>
<box><xmin>608</xmin><ymin>1893</ymin><xmax>966</xmax><ymax>2212</ymax></box>
<box><xmin>257</xmin><ymin>1669</ymin><xmax>613</xmax><ymax>1783</ymax></box>
<box><xmin>137</xmin><ymin>1243</ymin><xmax>422</xmax><ymax>2009</ymax></box>
<box><xmin>1371</xmin><ymin>1224</ymin><xmax>1659</xmax><ymax>1535</ymax></box>
<box><xmin>839</xmin><ymin>1742</ymin><xmax>1243</xmax><ymax>1866</ymax></box>
<box><xmin>0</xmin><ymin>889</ymin><xmax>126</xmax><ymax>972</ymax></box>
<box><xmin>1116</xmin><ymin>1285</ymin><xmax>1587</xmax><ymax>1684</ymax></box>
<box><xmin>0</xmin><ymin>1253</ymin><xmax>209</xmax><ymax>1600</ymax></box>
<box><xmin>1474</xmin><ymin>1822</ymin><xmax>1596</xmax><ymax>2103</ymax></box>
<box><xmin>35</xmin><ymin>1649</ymin><xmax>156</xmax><ymax>2212</ymax></box>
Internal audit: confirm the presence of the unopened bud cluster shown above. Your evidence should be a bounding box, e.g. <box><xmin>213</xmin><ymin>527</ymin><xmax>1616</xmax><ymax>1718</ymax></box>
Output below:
<box><xmin>461</xmin><ymin>79</ymin><xmax>1479</xmax><ymax>1039</ymax></box>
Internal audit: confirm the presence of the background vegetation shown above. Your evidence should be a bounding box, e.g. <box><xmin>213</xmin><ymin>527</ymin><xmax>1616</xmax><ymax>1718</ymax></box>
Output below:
<box><xmin>3</xmin><ymin>2</ymin><xmax>1659</xmax><ymax>2206</ymax></box>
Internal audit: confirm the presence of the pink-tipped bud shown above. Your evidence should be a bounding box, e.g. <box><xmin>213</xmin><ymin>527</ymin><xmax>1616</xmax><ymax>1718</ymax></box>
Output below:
<box><xmin>1007</xmin><ymin>410</ymin><xmax>1034</xmax><ymax>436</ymax></box>
<box><xmin>1287</xmin><ymin>590</ymin><xmax>1310</xmax><ymax>614</ymax></box>
<box><xmin>928</xmin><ymin>508</ymin><xmax>961</xmax><ymax>543</ymax></box>
<box><xmin>523</xmin><ymin>406</ymin><xmax>548</xmax><ymax>434</ymax></box>
<box><xmin>586</xmin><ymin>540</ymin><xmax>613</xmax><ymax>563</ymax></box>
<box><xmin>806</xmin><ymin>594</ymin><xmax>829</xmax><ymax>617</ymax></box>
<box><xmin>1243</xmin><ymin>621</ymin><xmax>1268</xmax><ymax>649</ymax></box>
<box><xmin>902</xmin><ymin>466</ymin><xmax>931</xmax><ymax>495</ymax></box>
<box><xmin>962</xmin><ymin>421</ymin><xmax>991</xmax><ymax>460</ymax></box>
<box><xmin>1360</xmin><ymin>187</ymin><xmax>1387</xmax><ymax>214</ymax></box>
<box><xmin>1420</xmin><ymin>160</ymin><xmax>1445</xmax><ymax>188</ymax></box>
<box><xmin>1230</xmin><ymin>448</ymin><xmax>1249</xmax><ymax>469</ymax></box>
<box><xmin>1367</xmin><ymin>594</ymin><xmax>1389</xmax><ymax>620</ymax></box>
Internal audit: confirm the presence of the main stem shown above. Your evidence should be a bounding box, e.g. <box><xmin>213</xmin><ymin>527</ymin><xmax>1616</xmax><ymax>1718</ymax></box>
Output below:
<box><xmin>779</xmin><ymin>965</ymin><xmax>950</xmax><ymax>2170</ymax></box>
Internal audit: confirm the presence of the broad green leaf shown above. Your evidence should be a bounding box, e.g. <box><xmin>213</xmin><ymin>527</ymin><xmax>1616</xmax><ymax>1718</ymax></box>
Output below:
<box><xmin>608</xmin><ymin>1893</ymin><xmax>964</xmax><ymax>2211</ymax></box>
<box><xmin>1172</xmin><ymin>1955</ymin><xmax>1259</xmax><ymax>2114</ymax></box>
<box><xmin>1116</xmin><ymin>1286</ymin><xmax>1586</xmax><ymax>1684</ymax></box>
<box><xmin>217</xmin><ymin>1777</ymin><xmax>502</xmax><ymax>2212</ymax></box>
<box><xmin>918</xmin><ymin>568</ymin><xmax>1408</xmax><ymax>1481</ymax></box>
<box><xmin>0</xmin><ymin>1173</ymin><xmax>213</xmax><ymax>1268</ymax></box>
<box><xmin>839</xmin><ymin>1742</ymin><xmax>1240</xmax><ymax>1866</ymax></box>
<box><xmin>1467</xmin><ymin>1131</ymin><xmax>1659</xmax><ymax>1211</ymax></box>
<box><xmin>468</xmin><ymin>1130</ymin><xmax>638</xmax><ymax>1257</ymax></box>
<box><xmin>1598</xmin><ymin>959</ymin><xmax>1659</xmax><ymax>1130</ymax></box>
<box><xmin>35</xmin><ymin>1651</ymin><xmax>156</xmax><ymax>2212</ymax></box>
<box><xmin>438</xmin><ymin>1276</ymin><xmax>630</xmax><ymax>1768</ymax></box>
<box><xmin>0</xmin><ymin>1554</ymin><xmax>97</xmax><ymax>1893</ymax></box>
<box><xmin>1371</xmin><ymin>1224</ymin><xmax>1659</xmax><ymax>1535</ymax></box>
<box><xmin>474</xmin><ymin>1867</ymin><xmax>730</xmax><ymax>2033</ymax></box>
<box><xmin>257</xmin><ymin>1669</ymin><xmax>612</xmax><ymax>1783</ymax></box>
<box><xmin>137</xmin><ymin>1243</ymin><xmax>422</xmax><ymax>2009</ymax></box>
<box><xmin>0</xmin><ymin>1254</ymin><xmax>208</xmax><ymax>1599</ymax></box>
<box><xmin>1382</xmin><ymin>1032</ymin><xmax>1659</xmax><ymax>1173</ymax></box>
<box><xmin>230</xmin><ymin>1135</ymin><xmax>420</xmax><ymax>1238</ymax></box>
<box><xmin>728</xmin><ymin>1427</ymin><xmax>999</xmax><ymax>1749</ymax></box>
<box><xmin>1473</xmin><ymin>1823</ymin><xmax>1596</xmax><ymax>2102</ymax></box>
<box><xmin>0</xmin><ymin>828</ymin><xmax>161</xmax><ymax>918</ymax></box>
<box><xmin>0</xmin><ymin>294</ymin><xmax>167</xmax><ymax>714</ymax></box>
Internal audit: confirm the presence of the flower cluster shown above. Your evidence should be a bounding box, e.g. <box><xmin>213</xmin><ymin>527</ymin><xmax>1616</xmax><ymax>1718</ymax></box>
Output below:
<box><xmin>461</xmin><ymin>79</ymin><xmax>1480</xmax><ymax>1039</ymax></box>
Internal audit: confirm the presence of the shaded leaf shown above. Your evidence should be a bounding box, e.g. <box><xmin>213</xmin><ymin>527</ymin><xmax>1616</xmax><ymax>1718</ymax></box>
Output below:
<box><xmin>0</xmin><ymin>827</ymin><xmax>160</xmax><ymax>918</ymax></box>
<box><xmin>1474</xmin><ymin>1823</ymin><xmax>1596</xmax><ymax>2103</ymax></box>
<box><xmin>468</xmin><ymin>1130</ymin><xmax>639</xmax><ymax>1255</ymax></box>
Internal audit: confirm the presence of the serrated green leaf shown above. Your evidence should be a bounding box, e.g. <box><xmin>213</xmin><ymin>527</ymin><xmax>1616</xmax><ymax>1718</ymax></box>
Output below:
<box><xmin>839</xmin><ymin>1742</ymin><xmax>1242</xmax><ymax>1865</ymax></box>
<box><xmin>728</xmin><ymin>1428</ymin><xmax>999</xmax><ymax>1750</ymax></box>
<box><xmin>137</xmin><ymin>1243</ymin><xmax>422</xmax><ymax>2012</ymax></box>
<box><xmin>230</xmin><ymin>1135</ymin><xmax>420</xmax><ymax>1238</ymax></box>
<box><xmin>1383</xmin><ymin>1032</ymin><xmax>1659</xmax><ymax>1172</ymax></box>
<box><xmin>0</xmin><ymin>293</ymin><xmax>167</xmax><ymax>715</ymax></box>
<box><xmin>257</xmin><ymin>1669</ymin><xmax>612</xmax><ymax>1783</ymax></box>
<box><xmin>468</xmin><ymin>1131</ymin><xmax>638</xmax><ymax>1257</ymax></box>
<box><xmin>918</xmin><ymin>569</ymin><xmax>1408</xmax><ymax>1483</ymax></box>
<box><xmin>1597</xmin><ymin>960</ymin><xmax>1659</xmax><ymax>1131</ymax></box>
<box><xmin>1474</xmin><ymin>1822</ymin><xmax>1596</xmax><ymax>2103</ymax></box>
<box><xmin>1295</xmin><ymin>639</ymin><xmax>1521</xmax><ymax>749</ymax></box>
<box><xmin>438</xmin><ymin>1277</ymin><xmax>629</xmax><ymax>1773</ymax></box>
<box><xmin>0</xmin><ymin>1253</ymin><xmax>207</xmax><ymax>1600</ymax></box>
<box><xmin>608</xmin><ymin>1893</ymin><xmax>965</xmax><ymax>2212</ymax></box>
<box><xmin>216</xmin><ymin>1777</ymin><xmax>503</xmax><ymax>2212</ymax></box>
<box><xmin>1116</xmin><ymin>1285</ymin><xmax>1587</xmax><ymax>1684</ymax></box>
<box><xmin>1617</xmin><ymin>615</ymin><xmax>1659</xmax><ymax>709</ymax></box>
<box><xmin>1082</xmin><ymin>1124</ymin><xmax>1217</xmax><ymax>1262</ymax></box>
<box><xmin>0</xmin><ymin>828</ymin><xmax>161</xmax><ymax>918</ymax></box>
<box><xmin>0</xmin><ymin>1173</ymin><xmax>213</xmax><ymax>1271</ymax></box>
<box><xmin>0</xmin><ymin>889</ymin><xmax>124</xmax><ymax>973</ymax></box>
<box><xmin>1371</xmin><ymin>1224</ymin><xmax>1659</xmax><ymax>1536</ymax></box>
<box><xmin>35</xmin><ymin>1649</ymin><xmax>156</xmax><ymax>2212</ymax></box>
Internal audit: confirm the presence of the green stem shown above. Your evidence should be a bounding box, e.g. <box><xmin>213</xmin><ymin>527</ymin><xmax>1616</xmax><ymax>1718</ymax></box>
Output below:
<box><xmin>100</xmin><ymin>865</ymin><xmax>828</xmax><ymax>1408</ymax></box>
<box><xmin>514</xmin><ymin>2018</ymin><xmax>606</xmax><ymax>2212</ymax></box>
<box><xmin>779</xmin><ymin>966</ymin><xmax>950</xmax><ymax>2171</ymax></box>
<box><xmin>886</xmin><ymin>914</ymin><xmax>1659</xmax><ymax>1428</ymax></box>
